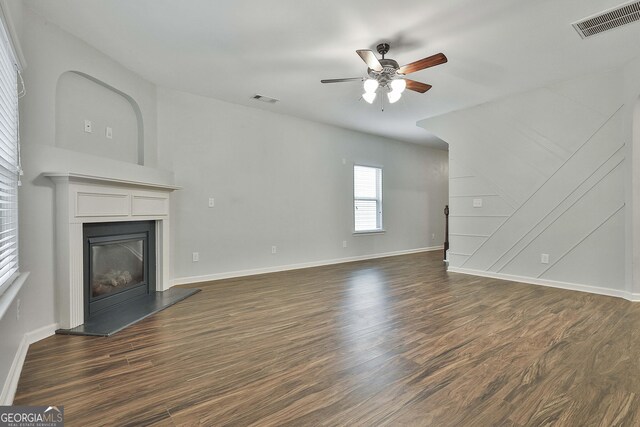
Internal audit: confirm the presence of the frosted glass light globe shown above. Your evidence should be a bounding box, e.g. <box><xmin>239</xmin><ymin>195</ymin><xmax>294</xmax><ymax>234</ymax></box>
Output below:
<box><xmin>363</xmin><ymin>79</ymin><xmax>379</xmax><ymax>94</ymax></box>
<box><xmin>387</xmin><ymin>90</ymin><xmax>401</xmax><ymax>104</ymax></box>
<box><xmin>363</xmin><ymin>92</ymin><xmax>377</xmax><ymax>104</ymax></box>
<box><xmin>390</xmin><ymin>79</ymin><xmax>407</xmax><ymax>93</ymax></box>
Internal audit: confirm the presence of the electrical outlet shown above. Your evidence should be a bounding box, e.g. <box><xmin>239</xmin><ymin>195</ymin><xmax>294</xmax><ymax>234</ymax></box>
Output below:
<box><xmin>208</xmin><ymin>198</ymin><xmax>215</xmax><ymax>208</ymax></box>
<box><xmin>192</xmin><ymin>252</ymin><xmax>199</xmax><ymax>262</ymax></box>
<box><xmin>271</xmin><ymin>246</ymin><xmax>277</xmax><ymax>254</ymax></box>
<box><xmin>105</xmin><ymin>126</ymin><xmax>113</xmax><ymax>139</ymax></box>
<box><xmin>84</xmin><ymin>119</ymin><xmax>92</xmax><ymax>133</ymax></box>
<box><xmin>16</xmin><ymin>298</ymin><xmax>20</xmax><ymax>320</ymax></box>
<box><xmin>342</xmin><ymin>240</ymin><xmax>347</xmax><ymax>248</ymax></box>
<box><xmin>432</xmin><ymin>233</ymin><xmax>436</xmax><ymax>240</ymax></box>
<box><xmin>473</xmin><ymin>198</ymin><xmax>483</xmax><ymax>208</ymax></box>
<box><xmin>541</xmin><ymin>253</ymin><xmax>549</xmax><ymax>264</ymax></box>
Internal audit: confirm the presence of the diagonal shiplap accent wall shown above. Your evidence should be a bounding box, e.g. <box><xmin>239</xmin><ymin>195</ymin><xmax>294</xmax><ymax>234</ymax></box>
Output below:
<box><xmin>419</xmin><ymin>69</ymin><xmax>626</xmax><ymax>292</ymax></box>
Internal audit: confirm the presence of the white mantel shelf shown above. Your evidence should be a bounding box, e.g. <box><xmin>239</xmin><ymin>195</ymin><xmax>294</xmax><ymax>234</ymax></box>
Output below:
<box><xmin>46</xmin><ymin>172</ymin><xmax>178</xmax><ymax>329</ymax></box>
<box><xmin>42</xmin><ymin>172</ymin><xmax>181</xmax><ymax>191</ymax></box>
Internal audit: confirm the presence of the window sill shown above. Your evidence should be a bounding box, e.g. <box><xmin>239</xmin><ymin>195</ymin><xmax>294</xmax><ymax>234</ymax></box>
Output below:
<box><xmin>0</xmin><ymin>271</ymin><xmax>29</xmax><ymax>322</ymax></box>
<box><xmin>353</xmin><ymin>230</ymin><xmax>386</xmax><ymax>235</ymax></box>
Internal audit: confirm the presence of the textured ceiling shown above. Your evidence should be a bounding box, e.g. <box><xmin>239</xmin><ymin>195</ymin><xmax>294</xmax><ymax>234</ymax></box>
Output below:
<box><xmin>25</xmin><ymin>0</ymin><xmax>640</xmax><ymax>149</ymax></box>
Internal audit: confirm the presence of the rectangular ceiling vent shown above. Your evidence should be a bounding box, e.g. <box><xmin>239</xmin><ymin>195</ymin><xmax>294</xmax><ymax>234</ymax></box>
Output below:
<box><xmin>251</xmin><ymin>94</ymin><xmax>279</xmax><ymax>104</ymax></box>
<box><xmin>572</xmin><ymin>1</ymin><xmax>640</xmax><ymax>38</ymax></box>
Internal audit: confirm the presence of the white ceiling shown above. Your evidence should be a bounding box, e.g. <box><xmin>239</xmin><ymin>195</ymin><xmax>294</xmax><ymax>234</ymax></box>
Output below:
<box><xmin>25</xmin><ymin>0</ymin><xmax>640</xmax><ymax>149</ymax></box>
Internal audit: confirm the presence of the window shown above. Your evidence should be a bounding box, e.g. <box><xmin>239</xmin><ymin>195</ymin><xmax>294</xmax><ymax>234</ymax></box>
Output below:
<box><xmin>0</xmin><ymin>12</ymin><xmax>20</xmax><ymax>296</ymax></box>
<box><xmin>354</xmin><ymin>165</ymin><xmax>383</xmax><ymax>232</ymax></box>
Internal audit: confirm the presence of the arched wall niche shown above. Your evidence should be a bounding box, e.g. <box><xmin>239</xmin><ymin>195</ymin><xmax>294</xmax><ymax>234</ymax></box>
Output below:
<box><xmin>55</xmin><ymin>71</ymin><xmax>145</xmax><ymax>165</ymax></box>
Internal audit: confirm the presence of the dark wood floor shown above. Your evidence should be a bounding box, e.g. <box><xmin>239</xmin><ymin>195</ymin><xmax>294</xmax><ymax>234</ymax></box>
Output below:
<box><xmin>14</xmin><ymin>251</ymin><xmax>640</xmax><ymax>426</ymax></box>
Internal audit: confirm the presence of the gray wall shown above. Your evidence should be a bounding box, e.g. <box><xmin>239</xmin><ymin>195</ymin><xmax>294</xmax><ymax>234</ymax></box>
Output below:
<box><xmin>18</xmin><ymin>6</ymin><xmax>158</xmax><ymax>167</ymax></box>
<box><xmin>157</xmin><ymin>88</ymin><xmax>448</xmax><ymax>282</ymax></box>
<box><xmin>56</xmin><ymin>71</ymin><xmax>140</xmax><ymax>164</ymax></box>
<box><xmin>624</xmin><ymin>56</ymin><xmax>640</xmax><ymax>298</ymax></box>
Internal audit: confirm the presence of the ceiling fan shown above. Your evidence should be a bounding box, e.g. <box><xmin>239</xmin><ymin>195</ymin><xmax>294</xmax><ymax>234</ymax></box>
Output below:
<box><xmin>321</xmin><ymin>43</ymin><xmax>447</xmax><ymax>106</ymax></box>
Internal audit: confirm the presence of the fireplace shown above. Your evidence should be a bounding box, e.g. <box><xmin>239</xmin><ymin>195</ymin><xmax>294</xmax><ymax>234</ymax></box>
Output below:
<box><xmin>84</xmin><ymin>221</ymin><xmax>156</xmax><ymax>319</ymax></box>
<box><xmin>45</xmin><ymin>172</ymin><xmax>180</xmax><ymax>329</ymax></box>
<box><xmin>48</xmin><ymin>173</ymin><xmax>198</xmax><ymax>336</ymax></box>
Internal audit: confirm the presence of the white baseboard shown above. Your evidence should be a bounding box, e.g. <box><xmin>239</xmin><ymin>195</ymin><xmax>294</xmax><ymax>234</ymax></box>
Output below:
<box><xmin>0</xmin><ymin>323</ymin><xmax>58</xmax><ymax>405</ymax></box>
<box><xmin>627</xmin><ymin>293</ymin><xmax>640</xmax><ymax>302</ymax></box>
<box><xmin>26</xmin><ymin>323</ymin><xmax>59</xmax><ymax>345</ymax></box>
<box><xmin>172</xmin><ymin>246</ymin><xmax>444</xmax><ymax>286</ymax></box>
<box><xmin>0</xmin><ymin>335</ymin><xmax>28</xmax><ymax>405</ymax></box>
<box><xmin>448</xmin><ymin>266</ymin><xmax>632</xmax><ymax>301</ymax></box>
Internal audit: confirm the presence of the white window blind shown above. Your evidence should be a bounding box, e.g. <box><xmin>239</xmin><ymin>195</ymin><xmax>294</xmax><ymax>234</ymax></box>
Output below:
<box><xmin>0</xmin><ymin>14</ymin><xmax>19</xmax><ymax>296</ymax></box>
<box><xmin>354</xmin><ymin>165</ymin><xmax>382</xmax><ymax>232</ymax></box>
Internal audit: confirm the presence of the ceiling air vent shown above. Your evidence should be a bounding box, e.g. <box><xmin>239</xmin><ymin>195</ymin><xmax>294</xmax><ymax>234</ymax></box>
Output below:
<box><xmin>572</xmin><ymin>1</ymin><xmax>640</xmax><ymax>38</ymax></box>
<box><xmin>251</xmin><ymin>94</ymin><xmax>279</xmax><ymax>104</ymax></box>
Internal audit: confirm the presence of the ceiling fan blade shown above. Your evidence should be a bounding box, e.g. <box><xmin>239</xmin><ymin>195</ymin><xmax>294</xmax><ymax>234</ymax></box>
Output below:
<box><xmin>405</xmin><ymin>79</ymin><xmax>432</xmax><ymax>93</ymax></box>
<box><xmin>398</xmin><ymin>53</ymin><xmax>447</xmax><ymax>75</ymax></box>
<box><xmin>321</xmin><ymin>77</ymin><xmax>363</xmax><ymax>83</ymax></box>
<box><xmin>356</xmin><ymin>50</ymin><xmax>383</xmax><ymax>72</ymax></box>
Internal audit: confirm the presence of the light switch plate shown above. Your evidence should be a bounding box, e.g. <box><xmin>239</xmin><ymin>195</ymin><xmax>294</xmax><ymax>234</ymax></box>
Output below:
<box><xmin>84</xmin><ymin>120</ymin><xmax>92</xmax><ymax>133</ymax></box>
<box><xmin>105</xmin><ymin>126</ymin><xmax>113</xmax><ymax>139</ymax></box>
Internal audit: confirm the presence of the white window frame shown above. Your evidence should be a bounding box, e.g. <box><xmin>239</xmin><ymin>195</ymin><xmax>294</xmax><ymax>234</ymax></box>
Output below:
<box><xmin>0</xmin><ymin>3</ymin><xmax>23</xmax><ymax>304</ymax></box>
<box><xmin>353</xmin><ymin>164</ymin><xmax>383</xmax><ymax>234</ymax></box>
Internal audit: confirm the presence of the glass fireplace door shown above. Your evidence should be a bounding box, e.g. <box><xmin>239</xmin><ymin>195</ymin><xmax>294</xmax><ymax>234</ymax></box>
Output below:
<box><xmin>90</xmin><ymin>236</ymin><xmax>146</xmax><ymax>299</ymax></box>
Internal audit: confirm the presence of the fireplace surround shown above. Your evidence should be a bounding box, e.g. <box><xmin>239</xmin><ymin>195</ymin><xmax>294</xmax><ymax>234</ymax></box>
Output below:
<box><xmin>45</xmin><ymin>172</ymin><xmax>179</xmax><ymax>329</ymax></box>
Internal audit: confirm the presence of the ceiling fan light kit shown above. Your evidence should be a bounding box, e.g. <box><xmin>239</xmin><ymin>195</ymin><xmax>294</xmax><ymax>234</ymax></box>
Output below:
<box><xmin>321</xmin><ymin>43</ymin><xmax>447</xmax><ymax>110</ymax></box>
<box><xmin>390</xmin><ymin>78</ymin><xmax>406</xmax><ymax>93</ymax></box>
<box><xmin>363</xmin><ymin>78</ymin><xmax>379</xmax><ymax>93</ymax></box>
<box><xmin>362</xmin><ymin>92</ymin><xmax>377</xmax><ymax>104</ymax></box>
<box><xmin>387</xmin><ymin>89</ymin><xmax>402</xmax><ymax>104</ymax></box>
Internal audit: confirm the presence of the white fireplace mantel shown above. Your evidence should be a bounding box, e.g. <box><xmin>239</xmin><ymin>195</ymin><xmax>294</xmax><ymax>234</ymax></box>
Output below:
<box><xmin>44</xmin><ymin>172</ymin><xmax>180</xmax><ymax>329</ymax></box>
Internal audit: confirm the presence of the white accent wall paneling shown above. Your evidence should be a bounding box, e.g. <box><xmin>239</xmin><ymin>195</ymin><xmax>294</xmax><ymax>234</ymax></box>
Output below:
<box><xmin>419</xmin><ymin>68</ymin><xmax>628</xmax><ymax>294</ymax></box>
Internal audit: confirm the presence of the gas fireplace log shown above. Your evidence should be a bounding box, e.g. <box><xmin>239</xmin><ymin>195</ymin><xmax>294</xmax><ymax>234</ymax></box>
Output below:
<box><xmin>92</xmin><ymin>270</ymin><xmax>134</xmax><ymax>296</ymax></box>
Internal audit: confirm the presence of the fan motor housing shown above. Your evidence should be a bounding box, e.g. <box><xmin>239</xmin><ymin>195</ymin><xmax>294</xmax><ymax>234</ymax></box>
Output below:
<box><xmin>368</xmin><ymin>58</ymin><xmax>400</xmax><ymax>86</ymax></box>
<box><xmin>380</xmin><ymin>59</ymin><xmax>399</xmax><ymax>70</ymax></box>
